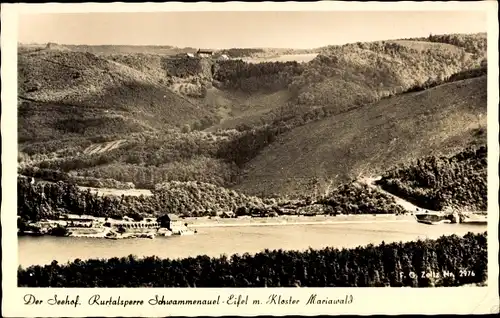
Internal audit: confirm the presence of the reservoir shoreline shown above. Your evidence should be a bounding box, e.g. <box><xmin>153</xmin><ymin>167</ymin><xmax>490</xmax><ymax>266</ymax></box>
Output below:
<box><xmin>186</xmin><ymin>214</ymin><xmax>414</xmax><ymax>228</ymax></box>
<box><xmin>18</xmin><ymin>218</ymin><xmax>487</xmax><ymax>268</ymax></box>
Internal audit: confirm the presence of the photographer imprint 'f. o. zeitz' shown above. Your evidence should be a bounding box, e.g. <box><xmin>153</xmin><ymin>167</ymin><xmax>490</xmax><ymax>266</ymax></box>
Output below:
<box><xmin>1</xmin><ymin>2</ymin><xmax>499</xmax><ymax>317</ymax></box>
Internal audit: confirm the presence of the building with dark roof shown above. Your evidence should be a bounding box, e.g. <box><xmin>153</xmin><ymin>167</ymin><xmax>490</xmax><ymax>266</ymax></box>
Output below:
<box><xmin>197</xmin><ymin>49</ymin><xmax>214</xmax><ymax>57</ymax></box>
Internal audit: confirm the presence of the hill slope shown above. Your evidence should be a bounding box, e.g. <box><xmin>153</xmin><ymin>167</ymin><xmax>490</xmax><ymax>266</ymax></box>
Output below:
<box><xmin>291</xmin><ymin>38</ymin><xmax>485</xmax><ymax>110</ymax></box>
<box><xmin>211</xmin><ymin>34</ymin><xmax>486</xmax><ymax>131</ymax></box>
<box><xmin>375</xmin><ymin>146</ymin><xmax>487</xmax><ymax>211</ymax></box>
<box><xmin>18</xmin><ymin>50</ymin><xmax>216</xmax><ymax>143</ymax></box>
<box><xmin>235</xmin><ymin>75</ymin><xmax>487</xmax><ymax>197</ymax></box>
<box><xmin>17</xmin><ymin>33</ymin><xmax>488</xmax><ymax>196</ymax></box>
<box><xmin>18</xmin><ymin>33</ymin><xmax>486</xmax><ymax>142</ymax></box>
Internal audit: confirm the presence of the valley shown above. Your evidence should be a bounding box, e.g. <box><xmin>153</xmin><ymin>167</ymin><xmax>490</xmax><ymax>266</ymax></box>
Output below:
<box><xmin>18</xmin><ymin>33</ymin><xmax>487</xmax><ymax>199</ymax></box>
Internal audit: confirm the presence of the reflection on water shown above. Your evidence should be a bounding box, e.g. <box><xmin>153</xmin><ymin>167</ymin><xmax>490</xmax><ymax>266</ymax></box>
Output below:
<box><xmin>18</xmin><ymin>221</ymin><xmax>487</xmax><ymax>268</ymax></box>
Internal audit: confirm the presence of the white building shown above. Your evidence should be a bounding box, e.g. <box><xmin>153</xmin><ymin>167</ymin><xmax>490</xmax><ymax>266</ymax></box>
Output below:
<box><xmin>217</xmin><ymin>54</ymin><xmax>229</xmax><ymax>61</ymax></box>
<box><xmin>197</xmin><ymin>49</ymin><xmax>214</xmax><ymax>58</ymax></box>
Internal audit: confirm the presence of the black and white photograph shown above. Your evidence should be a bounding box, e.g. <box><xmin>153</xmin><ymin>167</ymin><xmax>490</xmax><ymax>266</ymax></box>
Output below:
<box><xmin>2</xmin><ymin>1</ymin><xmax>498</xmax><ymax>317</ymax></box>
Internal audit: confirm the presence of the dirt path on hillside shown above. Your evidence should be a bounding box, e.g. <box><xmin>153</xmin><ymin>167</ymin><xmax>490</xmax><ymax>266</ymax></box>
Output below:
<box><xmin>358</xmin><ymin>176</ymin><xmax>438</xmax><ymax>214</ymax></box>
<box><xmin>79</xmin><ymin>187</ymin><xmax>153</xmax><ymax>197</ymax></box>
<box><xmin>83</xmin><ymin>139</ymin><xmax>126</xmax><ymax>155</ymax></box>
<box><xmin>359</xmin><ymin>177</ymin><xmax>488</xmax><ymax>225</ymax></box>
<box><xmin>29</xmin><ymin>179</ymin><xmax>153</xmax><ymax>197</ymax></box>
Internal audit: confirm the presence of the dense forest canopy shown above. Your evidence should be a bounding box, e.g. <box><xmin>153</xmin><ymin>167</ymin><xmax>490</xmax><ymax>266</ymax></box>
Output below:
<box><xmin>18</xmin><ymin>174</ymin><xmax>410</xmax><ymax>222</ymax></box>
<box><xmin>18</xmin><ymin>232</ymin><xmax>487</xmax><ymax>287</ymax></box>
<box><xmin>17</xmin><ymin>32</ymin><xmax>488</xmax><ymax>200</ymax></box>
<box><xmin>376</xmin><ymin>146</ymin><xmax>487</xmax><ymax>211</ymax></box>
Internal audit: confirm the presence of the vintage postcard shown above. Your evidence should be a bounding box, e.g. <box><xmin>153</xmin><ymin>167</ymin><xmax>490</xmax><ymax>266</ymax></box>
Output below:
<box><xmin>1</xmin><ymin>1</ymin><xmax>499</xmax><ymax>317</ymax></box>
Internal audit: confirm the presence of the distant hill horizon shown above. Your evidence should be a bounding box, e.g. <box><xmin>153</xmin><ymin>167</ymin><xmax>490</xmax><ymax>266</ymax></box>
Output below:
<box><xmin>17</xmin><ymin>31</ymin><xmax>486</xmax><ymax>53</ymax></box>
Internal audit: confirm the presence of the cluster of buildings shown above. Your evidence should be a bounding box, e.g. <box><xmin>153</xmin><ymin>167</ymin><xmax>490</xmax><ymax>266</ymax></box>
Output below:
<box><xmin>20</xmin><ymin>213</ymin><xmax>184</xmax><ymax>234</ymax></box>
<box><xmin>177</xmin><ymin>49</ymin><xmax>229</xmax><ymax>61</ymax></box>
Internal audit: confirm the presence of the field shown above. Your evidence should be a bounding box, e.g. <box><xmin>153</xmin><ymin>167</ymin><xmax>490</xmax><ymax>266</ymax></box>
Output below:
<box><xmin>78</xmin><ymin>186</ymin><xmax>153</xmax><ymax>197</ymax></box>
<box><xmin>241</xmin><ymin>53</ymin><xmax>319</xmax><ymax>64</ymax></box>
<box><xmin>389</xmin><ymin>40</ymin><xmax>465</xmax><ymax>53</ymax></box>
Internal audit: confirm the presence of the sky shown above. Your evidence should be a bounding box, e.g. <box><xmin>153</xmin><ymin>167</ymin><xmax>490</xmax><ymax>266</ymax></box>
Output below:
<box><xmin>18</xmin><ymin>11</ymin><xmax>487</xmax><ymax>49</ymax></box>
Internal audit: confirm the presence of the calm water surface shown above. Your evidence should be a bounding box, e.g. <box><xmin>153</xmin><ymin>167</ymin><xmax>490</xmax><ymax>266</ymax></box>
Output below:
<box><xmin>18</xmin><ymin>221</ymin><xmax>487</xmax><ymax>268</ymax></box>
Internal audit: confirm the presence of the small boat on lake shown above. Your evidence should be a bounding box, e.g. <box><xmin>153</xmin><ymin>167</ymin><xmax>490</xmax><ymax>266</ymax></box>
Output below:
<box><xmin>415</xmin><ymin>211</ymin><xmax>450</xmax><ymax>225</ymax></box>
<box><xmin>174</xmin><ymin>229</ymin><xmax>196</xmax><ymax>236</ymax></box>
<box><xmin>105</xmin><ymin>232</ymin><xmax>119</xmax><ymax>240</ymax></box>
<box><xmin>460</xmin><ymin>212</ymin><xmax>487</xmax><ymax>224</ymax></box>
<box><xmin>138</xmin><ymin>233</ymin><xmax>155</xmax><ymax>239</ymax></box>
<box><xmin>415</xmin><ymin>209</ymin><xmax>487</xmax><ymax>225</ymax></box>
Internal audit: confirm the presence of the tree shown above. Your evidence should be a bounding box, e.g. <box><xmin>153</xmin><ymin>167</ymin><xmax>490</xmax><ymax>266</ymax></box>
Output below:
<box><xmin>117</xmin><ymin>226</ymin><xmax>126</xmax><ymax>234</ymax></box>
<box><xmin>181</xmin><ymin>124</ymin><xmax>191</xmax><ymax>133</ymax></box>
<box><xmin>235</xmin><ymin>206</ymin><xmax>248</xmax><ymax>217</ymax></box>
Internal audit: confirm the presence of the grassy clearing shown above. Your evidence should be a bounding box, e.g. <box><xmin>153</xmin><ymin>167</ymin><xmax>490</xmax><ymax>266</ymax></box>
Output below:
<box><xmin>242</xmin><ymin>53</ymin><xmax>319</xmax><ymax>64</ymax></box>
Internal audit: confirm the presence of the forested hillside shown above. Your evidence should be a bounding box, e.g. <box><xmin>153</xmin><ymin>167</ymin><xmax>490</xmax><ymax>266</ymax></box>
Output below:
<box><xmin>214</xmin><ymin>60</ymin><xmax>304</xmax><ymax>93</ymax></box>
<box><xmin>375</xmin><ymin>146</ymin><xmax>487</xmax><ymax>211</ymax></box>
<box><xmin>18</xmin><ymin>50</ymin><xmax>219</xmax><ymax>143</ymax></box>
<box><xmin>399</xmin><ymin>33</ymin><xmax>487</xmax><ymax>56</ymax></box>
<box><xmin>19</xmin><ymin>130</ymin><xmax>242</xmax><ymax>189</ymax></box>
<box><xmin>292</xmin><ymin>37</ymin><xmax>485</xmax><ymax>111</ymax></box>
<box><xmin>236</xmin><ymin>75</ymin><xmax>486</xmax><ymax>197</ymax></box>
<box><xmin>18</xmin><ymin>33</ymin><xmax>488</xmax><ymax>199</ymax></box>
<box><xmin>18</xmin><ymin>174</ymin><xmax>406</xmax><ymax>223</ymax></box>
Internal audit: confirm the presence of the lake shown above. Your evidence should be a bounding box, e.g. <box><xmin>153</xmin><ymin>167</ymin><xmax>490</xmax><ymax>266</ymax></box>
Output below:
<box><xmin>18</xmin><ymin>220</ymin><xmax>487</xmax><ymax>268</ymax></box>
